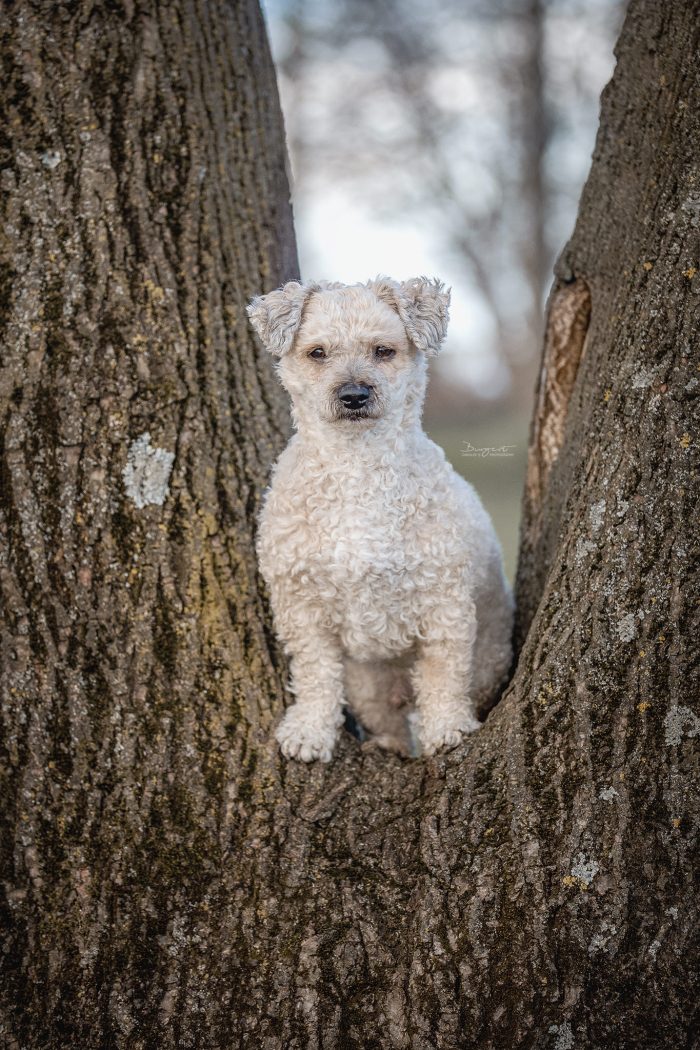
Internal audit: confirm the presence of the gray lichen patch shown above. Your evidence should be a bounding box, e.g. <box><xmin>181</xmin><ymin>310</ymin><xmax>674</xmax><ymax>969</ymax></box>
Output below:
<box><xmin>41</xmin><ymin>150</ymin><xmax>61</xmax><ymax>169</ymax></box>
<box><xmin>575</xmin><ymin>537</ymin><xmax>596</xmax><ymax>564</ymax></box>
<box><xmin>615</xmin><ymin>612</ymin><xmax>638</xmax><ymax>642</ymax></box>
<box><xmin>589</xmin><ymin>499</ymin><xmax>606</xmax><ymax>531</ymax></box>
<box><xmin>588</xmin><ymin>921</ymin><xmax>617</xmax><ymax>954</ymax></box>
<box><xmin>122</xmin><ymin>432</ymin><xmax>175</xmax><ymax>509</ymax></box>
<box><xmin>548</xmin><ymin>1021</ymin><xmax>574</xmax><ymax>1049</ymax></box>
<box><xmin>663</xmin><ymin>705</ymin><xmax>700</xmax><ymax>746</ymax></box>
<box><xmin>631</xmin><ymin>368</ymin><xmax>654</xmax><ymax>389</ymax></box>
<box><xmin>570</xmin><ymin>854</ymin><xmax>599</xmax><ymax>887</ymax></box>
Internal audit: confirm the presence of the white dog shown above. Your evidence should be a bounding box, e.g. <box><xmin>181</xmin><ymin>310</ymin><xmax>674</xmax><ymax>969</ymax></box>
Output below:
<box><xmin>247</xmin><ymin>277</ymin><xmax>513</xmax><ymax>761</ymax></box>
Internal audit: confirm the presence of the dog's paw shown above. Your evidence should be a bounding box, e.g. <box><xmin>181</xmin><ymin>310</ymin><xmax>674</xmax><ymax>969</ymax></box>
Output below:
<box><xmin>275</xmin><ymin>704</ymin><xmax>339</xmax><ymax>763</ymax></box>
<box><xmin>418</xmin><ymin>708</ymin><xmax>481</xmax><ymax>756</ymax></box>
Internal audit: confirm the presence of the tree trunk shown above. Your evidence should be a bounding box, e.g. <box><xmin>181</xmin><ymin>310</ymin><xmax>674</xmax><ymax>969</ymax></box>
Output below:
<box><xmin>0</xmin><ymin>1</ymin><xmax>298</xmax><ymax>1044</ymax></box>
<box><xmin>2</xmin><ymin>1</ymin><xmax>698</xmax><ymax>1049</ymax></box>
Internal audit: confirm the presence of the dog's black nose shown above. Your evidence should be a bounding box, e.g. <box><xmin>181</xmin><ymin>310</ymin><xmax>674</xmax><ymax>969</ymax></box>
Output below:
<box><xmin>338</xmin><ymin>383</ymin><xmax>371</xmax><ymax>409</ymax></box>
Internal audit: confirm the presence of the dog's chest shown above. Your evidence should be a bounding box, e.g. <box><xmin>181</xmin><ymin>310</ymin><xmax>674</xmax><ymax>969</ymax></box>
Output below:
<box><xmin>302</xmin><ymin>467</ymin><xmax>423</xmax><ymax>580</ymax></box>
<box><xmin>303</xmin><ymin>472</ymin><xmax>423</xmax><ymax>656</ymax></box>
<box><xmin>261</xmin><ymin>445</ymin><xmax>471</xmax><ymax>658</ymax></box>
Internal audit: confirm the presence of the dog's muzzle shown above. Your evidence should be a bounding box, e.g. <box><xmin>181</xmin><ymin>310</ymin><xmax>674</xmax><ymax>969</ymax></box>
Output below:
<box><xmin>337</xmin><ymin>383</ymin><xmax>372</xmax><ymax>411</ymax></box>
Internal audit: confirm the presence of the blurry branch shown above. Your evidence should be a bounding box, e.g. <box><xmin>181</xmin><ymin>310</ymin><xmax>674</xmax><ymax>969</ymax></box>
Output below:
<box><xmin>520</xmin><ymin>0</ymin><xmax>549</xmax><ymax>349</ymax></box>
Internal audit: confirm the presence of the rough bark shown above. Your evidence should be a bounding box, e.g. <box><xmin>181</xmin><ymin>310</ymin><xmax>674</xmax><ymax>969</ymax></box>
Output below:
<box><xmin>516</xmin><ymin>277</ymin><xmax>591</xmax><ymax>646</ymax></box>
<box><xmin>1</xmin><ymin>2</ymin><xmax>699</xmax><ymax>1049</ymax></box>
<box><xmin>0</xmin><ymin>0</ymin><xmax>298</xmax><ymax>1045</ymax></box>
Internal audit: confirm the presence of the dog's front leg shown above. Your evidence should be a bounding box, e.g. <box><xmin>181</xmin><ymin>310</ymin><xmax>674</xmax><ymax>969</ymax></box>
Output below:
<box><xmin>276</xmin><ymin>634</ymin><xmax>345</xmax><ymax>762</ymax></box>
<box><xmin>413</xmin><ymin>611</ymin><xmax>481</xmax><ymax>755</ymax></box>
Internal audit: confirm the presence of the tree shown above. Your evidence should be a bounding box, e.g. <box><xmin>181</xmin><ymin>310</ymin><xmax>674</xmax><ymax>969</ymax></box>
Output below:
<box><xmin>1</xmin><ymin>1</ymin><xmax>698</xmax><ymax>1049</ymax></box>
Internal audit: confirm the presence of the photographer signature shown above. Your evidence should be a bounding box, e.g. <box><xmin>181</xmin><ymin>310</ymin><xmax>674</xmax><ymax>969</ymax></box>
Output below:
<box><xmin>461</xmin><ymin>441</ymin><xmax>516</xmax><ymax>458</ymax></box>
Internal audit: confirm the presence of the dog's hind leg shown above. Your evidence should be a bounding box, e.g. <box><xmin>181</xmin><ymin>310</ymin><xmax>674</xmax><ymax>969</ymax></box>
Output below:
<box><xmin>343</xmin><ymin>658</ymin><xmax>412</xmax><ymax>756</ymax></box>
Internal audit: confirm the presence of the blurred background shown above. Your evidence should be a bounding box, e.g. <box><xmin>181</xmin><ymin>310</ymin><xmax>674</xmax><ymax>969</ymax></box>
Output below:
<box><xmin>262</xmin><ymin>0</ymin><xmax>625</xmax><ymax>578</ymax></box>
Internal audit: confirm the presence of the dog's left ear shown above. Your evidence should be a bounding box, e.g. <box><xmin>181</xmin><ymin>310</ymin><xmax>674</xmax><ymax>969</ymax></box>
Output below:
<box><xmin>368</xmin><ymin>276</ymin><xmax>451</xmax><ymax>356</ymax></box>
<box><xmin>247</xmin><ymin>281</ymin><xmax>315</xmax><ymax>357</ymax></box>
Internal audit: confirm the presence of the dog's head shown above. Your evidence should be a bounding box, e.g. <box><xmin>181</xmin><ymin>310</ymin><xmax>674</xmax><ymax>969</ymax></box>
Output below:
<box><xmin>246</xmin><ymin>277</ymin><xmax>450</xmax><ymax>430</ymax></box>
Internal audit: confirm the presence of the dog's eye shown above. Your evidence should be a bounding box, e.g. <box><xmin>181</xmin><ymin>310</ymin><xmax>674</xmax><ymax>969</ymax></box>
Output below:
<box><xmin>374</xmin><ymin>346</ymin><xmax>396</xmax><ymax>360</ymax></box>
<box><xmin>308</xmin><ymin>347</ymin><xmax>326</xmax><ymax>360</ymax></box>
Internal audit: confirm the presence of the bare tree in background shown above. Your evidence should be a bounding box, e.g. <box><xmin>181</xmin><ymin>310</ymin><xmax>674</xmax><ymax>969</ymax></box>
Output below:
<box><xmin>272</xmin><ymin>0</ymin><xmax>623</xmax><ymax>402</ymax></box>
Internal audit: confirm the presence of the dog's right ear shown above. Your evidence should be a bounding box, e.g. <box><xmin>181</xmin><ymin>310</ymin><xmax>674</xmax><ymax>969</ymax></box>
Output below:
<box><xmin>247</xmin><ymin>281</ymin><xmax>314</xmax><ymax>357</ymax></box>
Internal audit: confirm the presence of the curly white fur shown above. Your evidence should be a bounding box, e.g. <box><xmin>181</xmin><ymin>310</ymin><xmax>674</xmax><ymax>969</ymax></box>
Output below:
<box><xmin>247</xmin><ymin>277</ymin><xmax>513</xmax><ymax>761</ymax></box>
